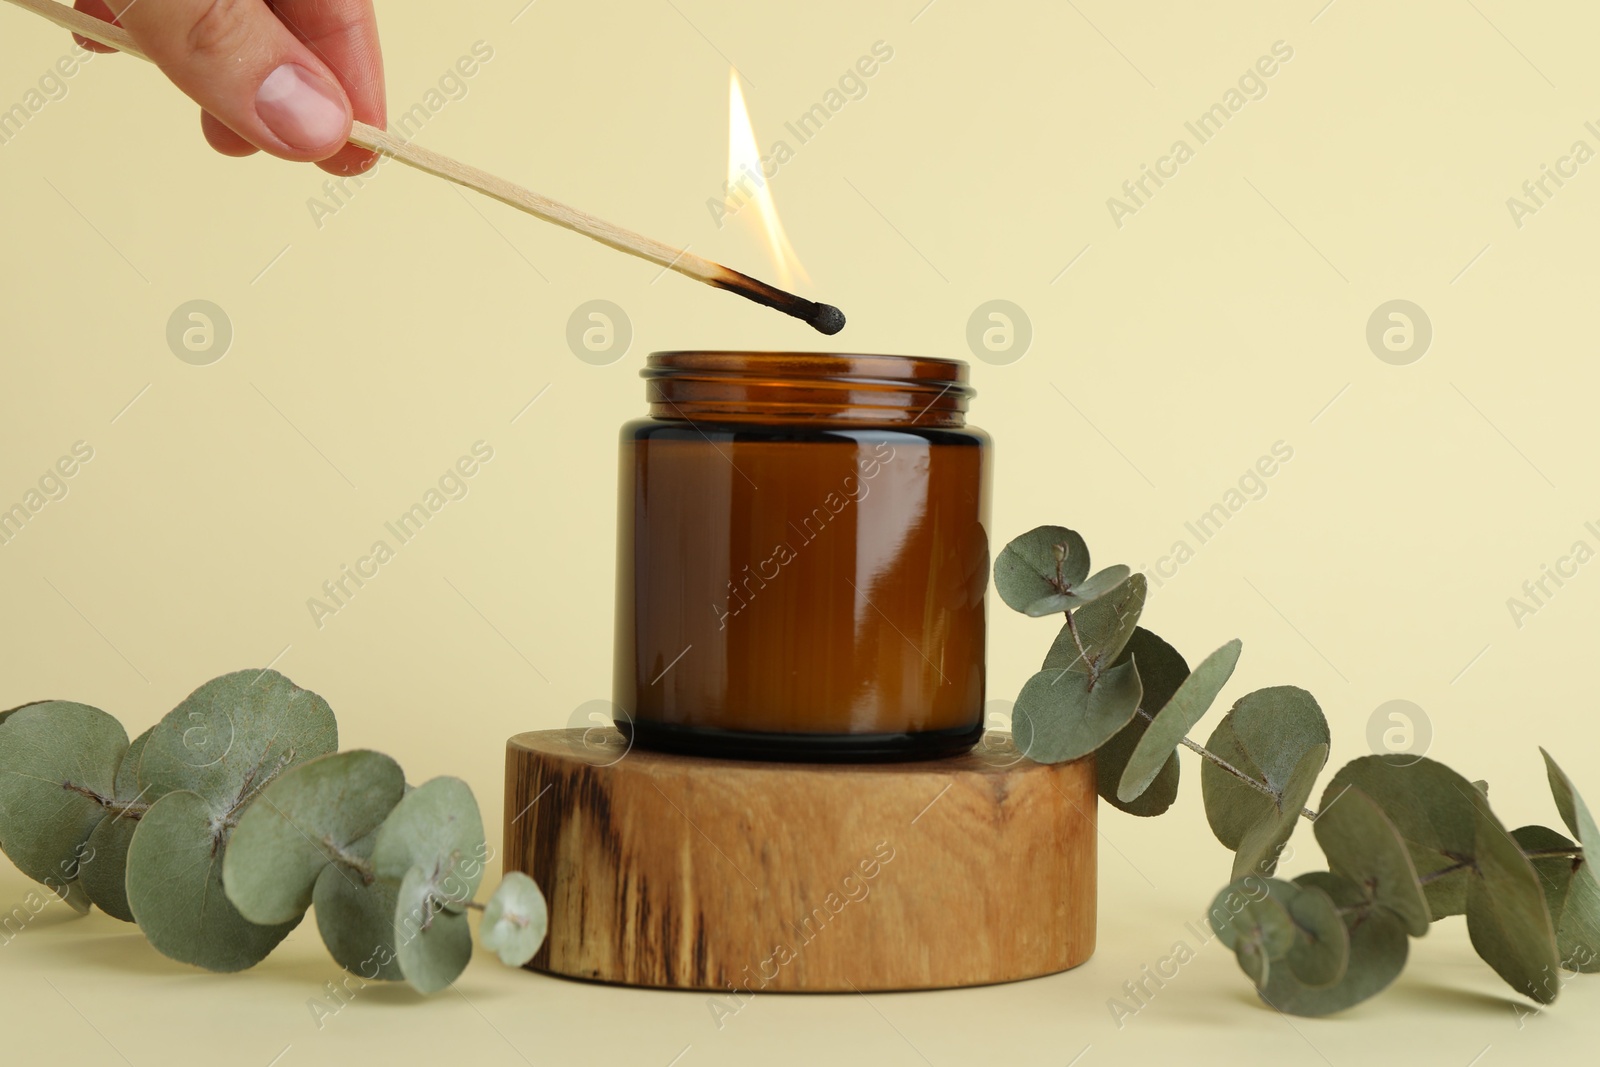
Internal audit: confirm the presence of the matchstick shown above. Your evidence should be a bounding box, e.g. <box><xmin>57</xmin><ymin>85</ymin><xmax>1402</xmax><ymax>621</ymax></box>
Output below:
<box><xmin>4</xmin><ymin>0</ymin><xmax>847</xmax><ymax>335</ymax></box>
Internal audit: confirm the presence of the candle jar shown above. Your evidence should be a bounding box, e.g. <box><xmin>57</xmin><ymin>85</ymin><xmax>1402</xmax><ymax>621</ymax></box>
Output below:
<box><xmin>613</xmin><ymin>351</ymin><xmax>990</xmax><ymax>761</ymax></box>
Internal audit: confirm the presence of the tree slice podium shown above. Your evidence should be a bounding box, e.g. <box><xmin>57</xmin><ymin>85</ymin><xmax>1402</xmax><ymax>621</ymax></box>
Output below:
<box><xmin>503</xmin><ymin>729</ymin><xmax>1096</xmax><ymax>991</ymax></box>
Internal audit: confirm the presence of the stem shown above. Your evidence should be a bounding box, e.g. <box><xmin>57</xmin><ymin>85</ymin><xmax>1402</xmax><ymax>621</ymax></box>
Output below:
<box><xmin>1142</xmin><ymin>714</ymin><xmax>1319</xmax><ymax>820</ymax></box>
<box><xmin>1521</xmin><ymin>847</ymin><xmax>1584</xmax><ymax>861</ymax></box>
<box><xmin>1063</xmin><ymin>612</ymin><xmax>1098</xmax><ymax>687</ymax></box>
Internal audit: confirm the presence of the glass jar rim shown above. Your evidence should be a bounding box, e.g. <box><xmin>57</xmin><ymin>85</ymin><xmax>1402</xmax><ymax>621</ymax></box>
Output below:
<box><xmin>642</xmin><ymin>351</ymin><xmax>974</xmax><ymax>426</ymax></box>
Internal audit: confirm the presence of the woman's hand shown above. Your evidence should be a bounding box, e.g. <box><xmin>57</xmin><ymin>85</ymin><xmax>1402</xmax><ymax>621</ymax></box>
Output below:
<box><xmin>73</xmin><ymin>0</ymin><xmax>384</xmax><ymax>175</ymax></box>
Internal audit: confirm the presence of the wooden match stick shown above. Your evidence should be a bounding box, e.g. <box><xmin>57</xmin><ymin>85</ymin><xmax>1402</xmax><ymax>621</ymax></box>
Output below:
<box><xmin>5</xmin><ymin>0</ymin><xmax>846</xmax><ymax>335</ymax></box>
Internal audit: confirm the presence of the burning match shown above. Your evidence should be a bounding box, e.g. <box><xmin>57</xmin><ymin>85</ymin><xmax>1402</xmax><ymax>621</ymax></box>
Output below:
<box><xmin>3</xmin><ymin>0</ymin><xmax>847</xmax><ymax>336</ymax></box>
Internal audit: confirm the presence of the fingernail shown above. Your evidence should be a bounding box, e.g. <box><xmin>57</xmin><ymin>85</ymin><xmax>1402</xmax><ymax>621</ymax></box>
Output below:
<box><xmin>255</xmin><ymin>63</ymin><xmax>348</xmax><ymax>151</ymax></box>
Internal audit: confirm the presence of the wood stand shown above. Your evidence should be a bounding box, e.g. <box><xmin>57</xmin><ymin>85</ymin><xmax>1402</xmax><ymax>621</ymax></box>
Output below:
<box><xmin>503</xmin><ymin>729</ymin><xmax>1097</xmax><ymax>992</ymax></box>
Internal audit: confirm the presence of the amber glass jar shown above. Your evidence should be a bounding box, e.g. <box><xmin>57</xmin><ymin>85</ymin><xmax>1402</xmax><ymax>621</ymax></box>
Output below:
<box><xmin>612</xmin><ymin>352</ymin><xmax>990</xmax><ymax>761</ymax></box>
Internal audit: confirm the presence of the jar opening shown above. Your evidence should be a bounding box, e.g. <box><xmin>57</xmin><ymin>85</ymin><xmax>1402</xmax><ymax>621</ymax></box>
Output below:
<box><xmin>642</xmin><ymin>351</ymin><xmax>973</xmax><ymax>426</ymax></box>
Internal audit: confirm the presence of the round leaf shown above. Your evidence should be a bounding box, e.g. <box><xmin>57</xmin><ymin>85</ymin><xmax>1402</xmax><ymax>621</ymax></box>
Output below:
<box><xmin>1013</xmin><ymin>658</ymin><xmax>1143</xmax><ymax>765</ymax></box>
<box><xmin>313</xmin><ymin>831</ymin><xmax>403</xmax><ymax>981</ymax></box>
<box><xmin>0</xmin><ymin>701</ymin><xmax>127</xmax><ymax>887</ymax></box>
<box><xmin>139</xmin><ymin>669</ymin><xmax>337</xmax><ymax>817</ymax></box>
<box><xmin>223</xmin><ymin>750</ymin><xmax>405</xmax><ymax>925</ymax></box>
<box><xmin>993</xmin><ymin>526</ymin><xmax>1089</xmax><ymax>615</ymax></box>
<box><xmin>1253</xmin><ymin>871</ymin><xmax>1410</xmax><ymax>1016</ymax></box>
<box><xmin>79</xmin><ymin>727</ymin><xmax>152</xmax><ymax>923</ymax></box>
<box><xmin>1324</xmin><ymin>755</ymin><xmax>1480</xmax><ymax>920</ymax></box>
<box><xmin>1095</xmin><ymin>628</ymin><xmax>1187</xmax><ymax>816</ymax></box>
<box><xmin>1282</xmin><ymin>882</ymin><xmax>1349</xmax><ymax>988</ymax></box>
<box><xmin>125</xmin><ymin>790</ymin><xmax>300</xmax><ymax>971</ymax></box>
<box><xmin>1202</xmin><ymin>687</ymin><xmax>1329</xmax><ymax>851</ymax></box>
<box><xmin>394</xmin><ymin>865</ymin><xmax>472</xmax><ymax>994</ymax></box>
<box><xmin>1514</xmin><ymin>824</ymin><xmax>1600</xmax><ymax>974</ymax></box>
<box><xmin>1117</xmin><ymin>638</ymin><xmax>1241</xmax><ymax>803</ymax></box>
<box><xmin>1466</xmin><ymin>798</ymin><xmax>1561</xmax><ymax>1004</ymax></box>
<box><xmin>1231</xmin><ymin>742</ymin><xmax>1327</xmax><ymax>880</ymax></box>
<box><xmin>1312</xmin><ymin>785</ymin><xmax>1431</xmax><ymax>937</ymax></box>
<box><xmin>1042</xmin><ymin>574</ymin><xmax>1148</xmax><ymax>675</ymax></box>
<box><xmin>372</xmin><ymin>777</ymin><xmax>487</xmax><ymax>906</ymax></box>
<box><xmin>480</xmin><ymin>872</ymin><xmax>549</xmax><ymax>967</ymax></box>
<box><xmin>1542</xmin><ymin>749</ymin><xmax>1600</xmax><ymax>895</ymax></box>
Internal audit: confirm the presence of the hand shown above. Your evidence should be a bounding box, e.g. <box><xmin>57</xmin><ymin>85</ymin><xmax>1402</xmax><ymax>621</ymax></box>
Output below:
<box><xmin>73</xmin><ymin>0</ymin><xmax>384</xmax><ymax>175</ymax></box>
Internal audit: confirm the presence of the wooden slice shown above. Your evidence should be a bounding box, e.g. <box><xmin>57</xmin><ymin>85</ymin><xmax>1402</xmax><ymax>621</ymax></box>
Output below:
<box><xmin>503</xmin><ymin>729</ymin><xmax>1097</xmax><ymax>992</ymax></box>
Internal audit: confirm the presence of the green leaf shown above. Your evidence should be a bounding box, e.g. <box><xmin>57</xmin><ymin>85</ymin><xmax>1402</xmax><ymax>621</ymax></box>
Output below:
<box><xmin>223</xmin><ymin>750</ymin><xmax>405</xmax><ymax>925</ymax></box>
<box><xmin>1313</xmin><ymin>785</ymin><xmax>1431</xmax><ymax>937</ymax></box>
<box><xmin>138</xmin><ymin>670</ymin><xmax>337</xmax><ymax>818</ymax></box>
<box><xmin>312</xmin><ymin>830</ymin><xmax>403</xmax><ymax>981</ymax></box>
<box><xmin>1042</xmin><ymin>574</ymin><xmax>1148</xmax><ymax>674</ymax></box>
<box><xmin>0</xmin><ymin>700</ymin><xmax>52</xmax><ymax>725</ymax></box>
<box><xmin>1542</xmin><ymin>749</ymin><xmax>1600</xmax><ymax>894</ymax></box>
<box><xmin>0</xmin><ymin>701</ymin><xmax>127</xmax><ymax>889</ymax></box>
<box><xmin>1202</xmin><ymin>687</ymin><xmax>1329</xmax><ymax>852</ymax></box>
<box><xmin>1254</xmin><ymin>871</ymin><xmax>1410</xmax><ymax>1016</ymax></box>
<box><xmin>54</xmin><ymin>878</ymin><xmax>92</xmax><ymax>915</ymax></box>
<box><xmin>1095</xmin><ymin>628</ymin><xmax>1187</xmax><ymax>816</ymax></box>
<box><xmin>372</xmin><ymin>777</ymin><xmax>487</xmax><ymax>908</ymax></box>
<box><xmin>1282</xmin><ymin>882</ymin><xmax>1349</xmax><ymax>988</ymax></box>
<box><xmin>1209</xmin><ymin>877</ymin><xmax>1295</xmax><ymax>989</ymax></box>
<box><xmin>1013</xmin><ymin>659</ymin><xmax>1143</xmax><ymax>765</ymax></box>
<box><xmin>1117</xmin><ymin>639</ymin><xmax>1241</xmax><ymax>803</ymax></box>
<box><xmin>79</xmin><ymin>727</ymin><xmax>152</xmax><ymax>923</ymax></box>
<box><xmin>480</xmin><ymin>872</ymin><xmax>549</xmax><ymax>967</ymax></box>
<box><xmin>1231</xmin><ymin>743</ymin><xmax>1327</xmax><ymax>880</ymax></box>
<box><xmin>1514</xmin><ymin>825</ymin><xmax>1600</xmax><ymax>974</ymax></box>
<box><xmin>1466</xmin><ymin>797</ymin><xmax>1561</xmax><ymax>1004</ymax></box>
<box><xmin>125</xmin><ymin>789</ymin><xmax>300</xmax><ymax>971</ymax></box>
<box><xmin>393</xmin><ymin>865</ymin><xmax>473</xmax><ymax>994</ymax></box>
<box><xmin>993</xmin><ymin>526</ymin><xmax>1089</xmax><ymax>615</ymax></box>
<box><xmin>1323</xmin><ymin>756</ymin><xmax>1480</xmax><ymax>920</ymax></box>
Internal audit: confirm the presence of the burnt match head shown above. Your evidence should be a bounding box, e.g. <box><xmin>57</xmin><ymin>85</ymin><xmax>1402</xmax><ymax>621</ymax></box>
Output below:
<box><xmin>808</xmin><ymin>303</ymin><xmax>846</xmax><ymax>336</ymax></box>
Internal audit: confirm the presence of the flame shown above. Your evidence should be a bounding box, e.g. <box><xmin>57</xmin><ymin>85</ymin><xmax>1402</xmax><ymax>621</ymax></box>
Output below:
<box><xmin>725</xmin><ymin>70</ymin><xmax>810</xmax><ymax>289</ymax></box>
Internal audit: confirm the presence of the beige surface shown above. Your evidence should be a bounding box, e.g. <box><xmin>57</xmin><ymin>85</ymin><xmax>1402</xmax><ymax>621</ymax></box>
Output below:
<box><xmin>1</xmin><ymin>0</ymin><xmax>1597</xmax><ymax>1063</ymax></box>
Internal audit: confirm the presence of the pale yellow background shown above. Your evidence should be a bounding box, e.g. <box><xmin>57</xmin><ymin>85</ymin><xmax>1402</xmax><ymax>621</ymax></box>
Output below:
<box><xmin>2</xmin><ymin>0</ymin><xmax>1597</xmax><ymax>1063</ymax></box>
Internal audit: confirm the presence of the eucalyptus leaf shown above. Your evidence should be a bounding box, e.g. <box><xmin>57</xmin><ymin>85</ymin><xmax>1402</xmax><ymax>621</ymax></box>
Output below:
<box><xmin>79</xmin><ymin>727</ymin><xmax>152</xmax><ymax>923</ymax></box>
<box><xmin>1542</xmin><ymin>749</ymin><xmax>1600</xmax><ymax>894</ymax></box>
<box><xmin>54</xmin><ymin>878</ymin><xmax>92</xmax><ymax>916</ymax></box>
<box><xmin>313</xmin><ymin>830</ymin><xmax>403</xmax><ymax>982</ymax></box>
<box><xmin>139</xmin><ymin>669</ymin><xmax>337</xmax><ymax>820</ymax></box>
<box><xmin>1095</xmin><ymin>628</ymin><xmax>1187</xmax><ymax>817</ymax></box>
<box><xmin>1232</xmin><ymin>743</ymin><xmax>1327</xmax><ymax>880</ymax></box>
<box><xmin>372</xmin><ymin>777</ymin><xmax>488</xmax><ymax>908</ymax></box>
<box><xmin>1253</xmin><ymin>871</ymin><xmax>1410</xmax><ymax>1016</ymax></box>
<box><xmin>125</xmin><ymin>789</ymin><xmax>300</xmax><ymax>971</ymax></box>
<box><xmin>993</xmin><ymin>526</ymin><xmax>1089</xmax><ymax>615</ymax></box>
<box><xmin>1514</xmin><ymin>824</ymin><xmax>1600</xmax><ymax>974</ymax></box>
<box><xmin>1282</xmin><ymin>882</ymin><xmax>1349</xmax><ymax>988</ymax></box>
<box><xmin>1042</xmin><ymin>574</ymin><xmax>1147</xmax><ymax>676</ymax></box>
<box><xmin>1013</xmin><ymin>658</ymin><xmax>1143</xmax><ymax>765</ymax></box>
<box><xmin>223</xmin><ymin>750</ymin><xmax>405</xmax><ymax>925</ymax></box>
<box><xmin>480</xmin><ymin>872</ymin><xmax>549</xmax><ymax>967</ymax></box>
<box><xmin>1117</xmin><ymin>639</ymin><xmax>1242</xmax><ymax>803</ymax></box>
<box><xmin>0</xmin><ymin>701</ymin><xmax>127</xmax><ymax>888</ymax></box>
<box><xmin>1209</xmin><ymin>878</ymin><xmax>1296</xmax><ymax>990</ymax></box>
<box><xmin>393</xmin><ymin>865</ymin><xmax>473</xmax><ymax>994</ymax></box>
<box><xmin>1313</xmin><ymin>785</ymin><xmax>1431</xmax><ymax>937</ymax></box>
<box><xmin>1323</xmin><ymin>756</ymin><xmax>1480</xmax><ymax>920</ymax></box>
<box><xmin>1202</xmin><ymin>687</ymin><xmax>1329</xmax><ymax>852</ymax></box>
<box><xmin>1466</xmin><ymin>798</ymin><xmax>1561</xmax><ymax>1004</ymax></box>
<box><xmin>80</xmin><ymin>816</ymin><xmax>138</xmax><ymax>923</ymax></box>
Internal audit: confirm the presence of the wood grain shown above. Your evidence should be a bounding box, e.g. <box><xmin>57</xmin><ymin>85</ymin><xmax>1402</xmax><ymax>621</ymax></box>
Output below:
<box><xmin>504</xmin><ymin>729</ymin><xmax>1097</xmax><ymax>992</ymax></box>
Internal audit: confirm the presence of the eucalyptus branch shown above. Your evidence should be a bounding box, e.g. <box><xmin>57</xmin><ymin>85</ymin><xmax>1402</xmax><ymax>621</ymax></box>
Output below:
<box><xmin>1132</xmin><ymin>709</ymin><xmax>1319</xmax><ymax>820</ymax></box>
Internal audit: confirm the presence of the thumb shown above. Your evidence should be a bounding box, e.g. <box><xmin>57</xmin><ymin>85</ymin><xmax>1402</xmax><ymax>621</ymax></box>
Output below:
<box><xmin>102</xmin><ymin>0</ymin><xmax>353</xmax><ymax>161</ymax></box>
